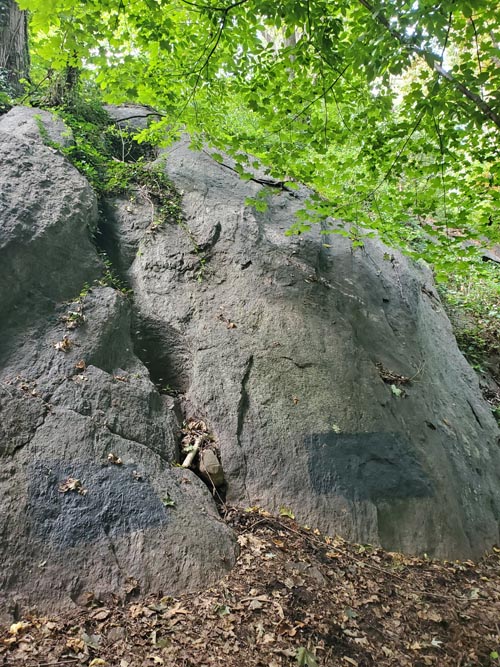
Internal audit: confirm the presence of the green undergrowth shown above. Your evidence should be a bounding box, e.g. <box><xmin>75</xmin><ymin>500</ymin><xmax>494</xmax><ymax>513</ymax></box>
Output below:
<box><xmin>35</xmin><ymin>87</ymin><xmax>182</xmax><ymax>227</ymax></box>
<box><xmin>34</xmin><ymin>87</ymin><xmax>183</xmax><ymax>288</ymax></box>
<box><xmin>98</xmin><ymin>253</ymin><xmax>133</xmax><ymax>296</ymax></box>
<box><xmin>440</xmin><ymin>261</ymin><xmax>500</xmax><ymax>423</ymax></box>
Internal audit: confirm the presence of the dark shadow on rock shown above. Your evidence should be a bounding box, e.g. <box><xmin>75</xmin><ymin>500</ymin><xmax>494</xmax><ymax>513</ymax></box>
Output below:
<box><xmin>306</xmin><ymin>432</ymin><xmax>433</xmax><ymax>502</ymax></box>
<box><xmin>27</xmin><ymin>460</ymin><xmax>168</xmax><ymax>547</ymax></box>
<box><xmin>133</xmin><ymin>315</ymin><xmax>191</xmax><ymax>394</ymax></box>
<box><xmin>95</xmin><ymin>204</ymin><xmax>125</xmax><ymax>277</ymax></box>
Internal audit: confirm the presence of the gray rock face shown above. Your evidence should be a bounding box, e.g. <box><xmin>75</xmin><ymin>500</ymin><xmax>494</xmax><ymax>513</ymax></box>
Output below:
<box><xmin>0</xmin><ymin>108</ymin><xmax>99</xmax><ymax>334</ymax></box>
<box><xmin>103</xmin><ymin>104</ymin><xmax>159</xmax><ymax>131</ymax></box>
<box><xmin>125</xmin><ymin>137</ymin><xmax>500</xmax><ymax>559</ymax></box>
<box><xmin>0</xmin><ymin>286</ymin><xmax>236</xmax><ymax>621</ymax></box>
<box><xmin>1</xmin><ymin>105</ymin><xmax>499</xmax><ymax>619</ymax></box>
<box><xmin>0</xmin><ymin>111</ymin><xmax>236</xmax><ymax>621</ymax></box>
<box><xmin>0</xmin><ymin>106</ymin><xmax>74</xmax><ymax>147</ymax></box>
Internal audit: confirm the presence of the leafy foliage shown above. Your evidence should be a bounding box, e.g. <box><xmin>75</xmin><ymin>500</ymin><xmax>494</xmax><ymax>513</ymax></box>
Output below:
<box><xmin>35</xmin><ymin>87</ymin><xmax>182</xmax><ymax>225</ymax></box>
<box><xmin>441</xmin><ymin>261</ymin><xmax>500</xmax><ymax>373</ymax></box>
<box><xmin>16</xmin><ymin>0</ymin><xmax>500</xmax><ymax>271</ymax></box>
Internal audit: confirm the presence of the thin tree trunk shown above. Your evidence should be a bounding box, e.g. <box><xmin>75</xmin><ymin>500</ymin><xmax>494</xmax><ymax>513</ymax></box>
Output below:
<box><xmin>0</xmin><ymin>0</ymin><xmax>29</xmax><ymax>95</ymax></box>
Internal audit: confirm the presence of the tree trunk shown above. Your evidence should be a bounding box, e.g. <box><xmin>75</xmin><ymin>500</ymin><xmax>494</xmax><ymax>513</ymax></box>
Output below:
<box><xmin>0</xmin><ymin>0</ymin><xmax>29</xmax><ymax>95</ymax></box>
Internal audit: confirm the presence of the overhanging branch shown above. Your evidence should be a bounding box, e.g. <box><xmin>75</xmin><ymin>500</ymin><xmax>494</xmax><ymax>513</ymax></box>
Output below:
<box><xmin>357</xmin><ymin>0</ymin><xmax>500</xmax><ymax>131</ymax></box>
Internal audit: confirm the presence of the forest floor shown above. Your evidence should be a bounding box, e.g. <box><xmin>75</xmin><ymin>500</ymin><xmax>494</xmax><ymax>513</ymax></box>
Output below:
<box><xmin>1</xmin><ymin>507</ymin><xmax>500</xmax><ymax>667</ymax></box>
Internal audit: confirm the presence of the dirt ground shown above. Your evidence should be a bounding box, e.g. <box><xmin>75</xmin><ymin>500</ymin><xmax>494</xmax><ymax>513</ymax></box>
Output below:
<box><xmin>2</xmin><ymin>507</ymin><xmax>500</xmax><ymax>667</ymax></box>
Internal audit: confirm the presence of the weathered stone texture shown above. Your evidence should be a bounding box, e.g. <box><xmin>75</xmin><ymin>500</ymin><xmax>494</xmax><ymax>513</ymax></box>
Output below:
<box><xmin>126</xmin><ymin>137</ymin><xmax>500</xmax><ymax>559</ymax></box>
<box><xmin>1</xmin><ymin>106</ymin><xmax>499</xmax><ymax>620</ymax></box>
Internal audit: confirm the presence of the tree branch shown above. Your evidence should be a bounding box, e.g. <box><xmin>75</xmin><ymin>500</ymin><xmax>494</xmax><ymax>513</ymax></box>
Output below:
<box><xmin>179</xmin><ymin>0</ymin><xmax>249</xmax><ymax>12</ymax></box>
<box><xmin>357</xmin><ymin>0</ymin><xmax>500</xmax><ymax>130</ymax></box>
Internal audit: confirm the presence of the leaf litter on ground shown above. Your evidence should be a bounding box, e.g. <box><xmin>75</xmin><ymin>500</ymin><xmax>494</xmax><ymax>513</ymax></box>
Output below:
<box><xmin>1</xmin><ymin>507</ymin><xmax>500</xmax><ymax>666</ymax></box>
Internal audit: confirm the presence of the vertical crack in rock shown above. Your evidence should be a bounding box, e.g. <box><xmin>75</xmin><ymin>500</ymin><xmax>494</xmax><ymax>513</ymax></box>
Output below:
<box><xmin>467</xmin><ymin>399</ymin><xmax>483</xmax><ymax>428</ymax></box>
<box><xmin>235</xmin><ymin>355</ymin><xmax>254</xmax><ymax>503</ymax></box>
<box><xmin>105</xmin><ymin>529</ymin><xmax>124</xmax><ymax>577</ymax></box>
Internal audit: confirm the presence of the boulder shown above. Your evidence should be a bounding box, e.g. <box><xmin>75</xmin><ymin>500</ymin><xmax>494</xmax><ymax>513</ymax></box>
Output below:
<box><xmin>103</xmin><ymin>104</ymin><xmax>159</xmax><ymax>131</ymax></box>
<box><xmin>0</xmin><ymin>114</ymin><xmax>237</xmax><ymax>621</ymax></box>
<box><xmin>0</xmin><ymin>109</ymin><xmax>100</xmax><ymax>337</ymax></box>
<box><xmin>0</xmin><ymin>286</ymin><xmax>236</xmax><ymax>621</ymax></box>
<box><xmin>124</xmin><ymin>136</ymin><xmax>500</xmax><ymax>559</ymax></box>
<box><xmin>0</xmin><ymin>106</ymin><xmax>74</xmax><ymax>147</ymax></box>
<box><xmin>1</xmin><ymin>104</ymin><xmax>499</xmax><ymax>621</ymax></box>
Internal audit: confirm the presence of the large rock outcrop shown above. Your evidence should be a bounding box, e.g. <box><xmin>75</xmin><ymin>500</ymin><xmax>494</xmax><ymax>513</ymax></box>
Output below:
<box><xmin>0</xmin><ymin>109</ymin><xmax>236</xmax><ymax>621</ymax></box>
<box><xmin>0</xmin><ymin>108</ymin><xmax>99</xmax><ymax>335</ymax></box>
<box><xmin>125</xmin><ymin>136</ymin><xmax>500</xmax><ymax>559</ymax></box>
<box><xmin>1</xmin><ymin>105</ymin><xmax>499</xmax><ymax>619</ymax></box>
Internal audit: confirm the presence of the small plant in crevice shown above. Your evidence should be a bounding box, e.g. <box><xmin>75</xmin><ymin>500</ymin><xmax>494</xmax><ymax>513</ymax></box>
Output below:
<box><xmin>34</xmin><ymin>85</ymin><xmax>181</xmax><ymax>229</ymax></box>
<box><xmin>61</xmin><ymin>306</ymin><xmax>85</xmax><ymax>330</ymax></box>
<box><xmin>78</xmin><ymin>282</ymin><xmax>92</xmax><ymax>302</ymax></box>
<box><xmin>98</xmin><ymin>253</ymin><xmax>132</xmax><ymax>296</ymax></box>
<box><xmin>132</xmin><ymin>161</ymin><xmax>183</xmax><ymax>231</ymax></box>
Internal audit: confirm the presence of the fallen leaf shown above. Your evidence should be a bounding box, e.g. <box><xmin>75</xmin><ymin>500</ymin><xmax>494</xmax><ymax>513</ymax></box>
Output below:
<box><xmin>58</xmin><ymin>477</ymin><xmax>87</xmax><ymax>496</ymax></box>
<box><xmin>9</xmin><ymin>622</ymin><xmax>30</xmax><ymax>636</ymax></box>
<box><xmin>417</xmin><ymin>609</ymin><xmax>442</xmax><ymax>623</ymax></box>
<box><xmin>215</xmin><ymin>604</ymin><xmax>231</xmax><ymax>617</ymax></box>
<box><xmin>342</xmin><ymin>658</ymin><xmax>358</xmax><ymax>666</ymax></box>
<box><xmin>125</xmin><ymin>577</ymin><xmax>139</xmax><ymax>595</ymax></box>
<box><xmin>54</xmin><ymin>335</ymin><xmax>72</xmax><ymax>352</ymax></box>
<box><xmin>66</xmin><ymin>637</ymin><xmax>85</xmax><ymax>652</ymax></box>
<box><xmin>91</xmin><ymin>609</ymin><xmax>110</xmax><ymax>621</ymax></box>
<box><xmin>164</xmin><ymin>602</ymin><xmax>190</xmax><ymax>619</ymax></box>
<box><xmin>248</xmin><ymin>599</ymin><xmax>263</xmax><ymax>610</ymax></box>
<box><xmin>82</xmin><ymin>632</ymin><xmax>101</xmax><ymax>650</ymax></box>
<box><xmin>2</xmin><ymin>636</ymin><xmax>18</xmax><ymax>647</ymax></box>
<box><xmin>354</xmin><ymin>636</ymin><xmax>368</xmax><ymax>645</ymax></box>
<box><xmin>296</xmin><ymin>646</ymin><xmax>318</xmax><ymax>667</ymax></box>
<box><xmin>279</xmin><ymin>506</ymin><xmax>295</xmax><ymax>519</ymax></box>
<box><xmin>129</xmin><ymin>604</ymin><xmax>147</xmax><ymax>619</ymax></box>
